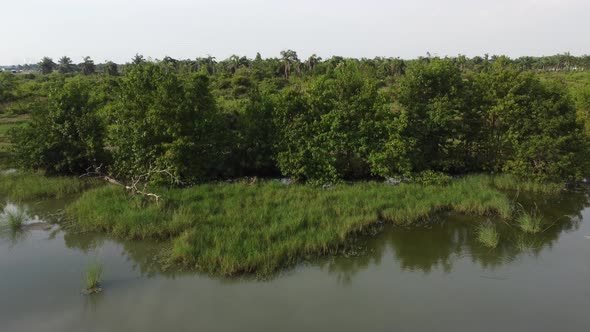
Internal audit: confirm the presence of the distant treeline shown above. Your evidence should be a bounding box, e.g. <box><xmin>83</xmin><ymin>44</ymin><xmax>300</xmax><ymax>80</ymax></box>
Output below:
<box><xmin>2</xmin><ymin>51</ymin><xmax>589</xmax><ymax>184</ymax></box>
<box><xmin>3</xmin><ymin>52</ymin><xmax>590</xmax><ymax>75</ymax></box>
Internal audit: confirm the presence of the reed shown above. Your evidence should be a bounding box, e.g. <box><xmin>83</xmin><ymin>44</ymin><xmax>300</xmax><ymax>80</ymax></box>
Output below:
<box><xmin>83</xmin><ymin>261</ymin><xmax>103</xmax><ymax>294</ymax></box>
<box><xmin>477</xmin><ymin>224</ymin><xmax>500</xmax><ymax>248</ymax></box>
<box><xmin>67</xmin><ymin>175</ymin><xmax>516</xmax><ymax>276</ymax></box>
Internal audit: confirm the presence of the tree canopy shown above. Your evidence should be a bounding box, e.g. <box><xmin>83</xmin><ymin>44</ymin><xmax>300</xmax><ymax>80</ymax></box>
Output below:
<box><xmin>7</xmin><ymin>52</ymin><xmax>590</xmax><ymax>184</ymax></box>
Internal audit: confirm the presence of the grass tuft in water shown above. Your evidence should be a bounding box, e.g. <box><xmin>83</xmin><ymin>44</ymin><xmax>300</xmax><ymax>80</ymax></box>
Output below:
<box><xmin>517</xmin><ymin>208</ymin><xmax>545</xmax><ymax>234</ymax></box>
<box><xmin>1</xmin><ymin>203</ymin><xmax>27</xmax><ymax>231</ymax></box>
<box><xmin>477</xmin><ymin>224</ymin><xmax>500</xmax><ymax>248</ymax></box>
<box><xmin>83</xmin><ymin>261</ymin><xmax>103</xmax><ymax>294</ymax></box>
<box><xmin>6</xmin><ymin>209</ymin><xmax>26</xmax><ymax>231</ymax></box>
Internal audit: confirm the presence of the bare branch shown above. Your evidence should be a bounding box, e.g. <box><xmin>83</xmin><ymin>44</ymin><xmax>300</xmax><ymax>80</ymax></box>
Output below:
<box><xmin>79</xmin><ymin>165</ymin><xmax>179</xmax><ymax>203</ymax></box>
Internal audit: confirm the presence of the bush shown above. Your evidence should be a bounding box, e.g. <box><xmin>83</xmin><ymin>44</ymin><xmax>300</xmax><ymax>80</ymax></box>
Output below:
<box><xmin>410</xmin><ymin>170</ymin><xmax>451</xmax><ymax>185</ymax></box>
<box><xmin>10</xmin><ymin>77</ymin><xmax>107</xmax><ymax>174</ymax></box>
<box><xmin>107</xmin><ymin>62</ymin><xmax>223</xmax><ymax>183</ymax></box>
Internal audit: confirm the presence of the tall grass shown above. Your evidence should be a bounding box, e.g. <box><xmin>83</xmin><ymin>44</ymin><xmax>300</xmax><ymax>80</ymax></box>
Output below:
<box><xmin>489</xmin><ymin>174</ymin><xmax>564</xmax><ymax>194</ymax></box>
<box><xmin>0</xmin><ymin>202</ymin><xmax>27</xmax><ymax>231</ymax></box>
<box><xmin>67</xmin><ymin>175</ymin><xmax>516</xmax><ymax>276</ymax></box>
<box><xmin>0</xmin><ymin>172</ymin><xmax>99</xmax><ymax>200</ymax></box>
<box><xmin>477</xmin><ymin>224</ymin><xmax>500</xmax><ymax>248</ymax></box>
<box><xmin>517</xmin><ymin>208</ymin><xmax>545</xmax><ymax>234</ymax></box>
<box><xmin>84</xmin><ymin>261</ymin><xmax>103</xmax><ymax>294</ymax></box>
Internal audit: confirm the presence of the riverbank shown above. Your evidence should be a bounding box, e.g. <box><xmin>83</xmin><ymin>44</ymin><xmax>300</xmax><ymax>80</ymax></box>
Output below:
<box><xmin>0</xmin><ymin>171</ymin><xmax>567</xmax><ymax>276</ymax></box>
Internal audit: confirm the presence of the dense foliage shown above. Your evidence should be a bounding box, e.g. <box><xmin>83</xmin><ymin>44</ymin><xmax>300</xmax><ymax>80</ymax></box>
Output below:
<box><xmin>3</xmin><ymin>52</ymin><xmax>590</xmax><ymax>183</ymax></box>
<box><xmin>10</xmin><ymin>77</ymin><xmax>107</xmax><ymax>174</ymax></box>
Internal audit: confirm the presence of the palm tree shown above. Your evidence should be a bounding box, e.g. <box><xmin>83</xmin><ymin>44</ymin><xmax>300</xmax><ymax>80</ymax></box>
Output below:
<box><xmin>131</xmin><ymin>54</ymin><xmax>146</xmax><ymax>65</ymax></box>
<box><xmin>305</xmin><ymin>54</ymin><xmax>321</xmax><ymax>73</ymax></box>
<box><xmin>104</xmin><ymin>61</ymin><xmax>118</xmax><ymax>76</ymax></box>
<box><xmin>38</xmin><ymin>57</ymin><xmax>55</xmax><ymax>75</ymax></box>
<box><xmin>280</xmin><ymin>50</ymin><xmax>299</xmax><ymax>78</ymax></box>
<box><xmin>80</xmin><ymin>56</ymin><xmax>95</xmax><ymax>75</ymax></box>
<box><xmin>226</xmin><ymin>55</ymin><xmax>250</xmax><ymax>74</ymax></box>
<box><xmin>196</xmin><ymin>56</ymin><xmax>217</xmax><ymax>74</ymax></box>
<box><xmin>58</xmin><ymin>56</ymin><xmax>74</xmax><ymax>74</ymax></box>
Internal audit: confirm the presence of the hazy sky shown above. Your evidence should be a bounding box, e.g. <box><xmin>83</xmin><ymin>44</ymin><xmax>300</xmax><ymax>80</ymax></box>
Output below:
<box><xmin>1</xmin><ymin>0</ymin><xmax>588</xmax><ymax>65</ymax></box>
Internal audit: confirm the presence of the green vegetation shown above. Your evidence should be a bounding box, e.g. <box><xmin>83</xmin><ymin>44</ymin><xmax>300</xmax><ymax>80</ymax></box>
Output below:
<box><xmin>83</xmin><ymin>261</ymin><xmax>103</xmax><ymax>294</ymax></box>
<box><xmin>517</xmin><ymin>208</ymin><xmax>546</xmax><ymax>234</ymax></box>
<box><xmin>1</xmin><ymin>52</ymin><xmax>589</xmax><ymax>276</ymax></box>
<box><xmin>66</xmin><ymin>175</ymin><xmax>514</xmax><ymax>276</ymax></box>
<box><xmin>514</xmin><ymin>234</ymin><xmax>543</xmax><ymax>252</ymax></box>
<box><xmin>476</xmin><ymin>224</ymin><xmax>500</xmax><ymax>248</ymax></box>
<box><xmin>1</xmin><ymin>53</ymin><xmax>588</xmax><ymax>184</ymax></box>
<box><xmin>0</xmin><ymin>172</ymin><xmax>98</xmax><ymax>200</ymax></box>
<box><xmin>1</xmin><ymin>204</ymin><xmax>27</xmax><ymax>231</ymax></box>
<box><xmin>488</xmin><ymin>174</ymin><xmax>564</xmax><ymax>194</ymax></box>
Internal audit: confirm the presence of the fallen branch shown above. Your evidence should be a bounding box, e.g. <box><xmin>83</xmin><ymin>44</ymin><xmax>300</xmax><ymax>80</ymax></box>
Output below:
<box><xmin>80</xmin><ymin>165</ymin><xmax>180</xmax><ymax>203</ymax></box>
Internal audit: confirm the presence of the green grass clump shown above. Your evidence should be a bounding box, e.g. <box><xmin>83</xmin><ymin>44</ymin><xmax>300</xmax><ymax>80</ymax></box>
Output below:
<box><xmin>476</xmin><ymin>224</ymin><xmax>500</xmax><ymax>248</ymax></box>
<box><xmin>84</xmin><ymin>261</ymin><xmax>103</xmax><ymax>294</ymax></box>
<box><xmin>0</xmin><ymin>172</ymin><xmax>99</xmax><ymax>200</ymax></box>
<box><xmin>6</xmin><ymin>208</ymin><xmax>26</xmax><ymax>231</ymax></box>
<box><xmin>489</xmin><ymin>174</ymin><xmax>564</xmax><ymax>194</ymax></box>
<box><xmin>67</xmin><ymin>175</ymin><xmax>515</xmax><ymax>276</ymax></box>
<box><xmin>517</xmin><ymin>209</ymin><xmax>545</xmax><ymax>234</ymax></box>
<box><xmin>1</xmin><ymin>203</ymin><xmax>27</xmax><ymax>231</ymax></box>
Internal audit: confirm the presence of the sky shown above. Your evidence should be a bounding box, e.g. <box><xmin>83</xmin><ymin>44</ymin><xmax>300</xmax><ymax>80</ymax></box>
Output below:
<box><xmin>1</xmin><ymin>0</ymin><xmax>589</xmax><ymax>65</ymax></box>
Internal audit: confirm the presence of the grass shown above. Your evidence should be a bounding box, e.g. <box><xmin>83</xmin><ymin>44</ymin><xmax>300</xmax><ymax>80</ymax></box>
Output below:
<box><xmin>84</xmin><ymin>261</ymin><xmax>103</xmax><ymax>294</ymax></box>
<box><xmin>1</xmin><ymin>203</ymin><xmax>27</xmax><ymax>231</ymax></box>
<box><xmin>487</xmin><ymin>174</ymin><xmax>564</xmax><ymax>194</ymax></box>
<box><xmin>517</xmin><ymin>208</ymin><xmax>545</xmax><ymax>234</ymax></box>
<box><xmin>477</xmin><ymin>224</ymin><xmax>500</xmax><ymax>248</ymax></box>
<box><xmin>0</xmin><ymin>172</ymin><xmax>99</xmax><ymax>201</ymax></box>
<box><xmin>0</xmin><ymin>113</ymin><xmax>28</xmax><ymax>167</ymax></box>
<box><xmin>67</xmin><ymin>175</ymin><xmax>517</xmax><ymax>276</ymax></box>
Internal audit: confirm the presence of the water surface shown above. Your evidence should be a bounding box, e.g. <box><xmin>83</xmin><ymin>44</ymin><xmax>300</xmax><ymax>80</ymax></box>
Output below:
<box><xmin>1</xmin><ymin>190</ymin><xmax>589</xmax><ymax>332</ymax></box>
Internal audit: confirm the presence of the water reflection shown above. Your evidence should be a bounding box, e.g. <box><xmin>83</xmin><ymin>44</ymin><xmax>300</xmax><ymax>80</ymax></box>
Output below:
<box><xmin>322</xmin><ymin>189</ymin><xmax>589</xmax><ymax>283</ymax></box>
<box><xmin>63</xmin><ymin>232</ymin><xmax>176</xmax><ymax>278</ymax></box>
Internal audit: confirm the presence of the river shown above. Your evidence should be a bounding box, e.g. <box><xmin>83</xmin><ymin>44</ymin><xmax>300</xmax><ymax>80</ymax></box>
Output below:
<box><xmin>1</xmin><ymin>190</ymin><xmax>589</xmax><ymax>331</ymax></box>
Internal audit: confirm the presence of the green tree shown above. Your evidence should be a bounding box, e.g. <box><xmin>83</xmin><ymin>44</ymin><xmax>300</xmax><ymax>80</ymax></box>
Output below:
<box><xmin>103</xmin><ymin>61</ymin><xmax>118</xmax><ymax>76</ymax></box>
<box><xmin>80</xmin><ymin>56</ymin><xmax>95</xmax><ymax>75</ymax></box>
<box><xmin>131</xmin><ymin>54</ymin><xmax>146</xmax><ymax>65</ymax></box>
<box><xmin>274</xmin><ymin>62</ymin><xmax>401</xmax><ymax>182</ymax></box>
<box><xmin>10</xmin><ymin>77</ymin><xmax>107</xmax><ymax>174</ymax></box>
<box><xmin>58</xmin><ymin>56</ymin><xmax>74</xmax><ymax>74</ymax></box>
<box><xmin>0</xmin><ymin>72</ymin><xmax>16</xmax><ymax>102</ymax></box>
<box><xmin>397</xmin><ymin>58</ymin><xmax>476</xmax><ymax>172</ymax></box>
<box><xmin>280</xmin><ymin>50</ymin><xmax>299</xmax><ymax>79</ymax></box>
<box><xmin>305</xmin><ymin>54</ymin><xmax>321</xmax><ymax>73</ymax></box>
<box><xmin>107</xmin><ymin>62</ymin><xmax>221</xmax><ymax>183</ymax></box>
<box><xmin>38</xmin><ymin>57</ymin><xmax>55</xmax><ymax>74</ymax></box>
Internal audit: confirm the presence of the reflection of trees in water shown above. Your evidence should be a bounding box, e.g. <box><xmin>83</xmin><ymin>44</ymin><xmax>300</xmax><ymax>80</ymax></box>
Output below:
<box><xmin>64</xmin><ymin>232</ymin><xmax>185</xmax><ymax>278</ymax></box>
<box><xmin>63</xmin><ymin>232</ymin><xmax>105</xmax><ymax>253</ymax></box>
<box><xmin>324</xmin><ymin>189</ymin><xmax>589</xmax><ymax>284</ymax></box>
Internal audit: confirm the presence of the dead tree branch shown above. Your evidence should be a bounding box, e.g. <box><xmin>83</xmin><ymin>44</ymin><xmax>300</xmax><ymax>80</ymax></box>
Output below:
<box><xmin>80</xmin><ymin>165</ymin><xmax>180</xmax><ymax>203</ymax></box>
